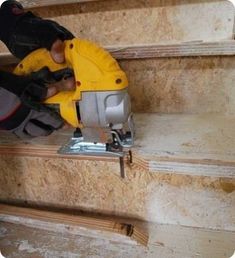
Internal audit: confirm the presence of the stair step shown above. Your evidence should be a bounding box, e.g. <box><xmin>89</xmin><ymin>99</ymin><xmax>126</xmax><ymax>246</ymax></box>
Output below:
<box><xmin>1</xmin><ymin>0</ymin><xmax>234</xmax><ymax>53</ymax></box>
<box><xmin>0</xmin><ymin>114</ymin><xmax>234</xmax><ymax>230</ymax></box>
<box><xmin>0</xmin><ymin>113</ymin><xmax>235</xmax><ymax>178</ymax></box>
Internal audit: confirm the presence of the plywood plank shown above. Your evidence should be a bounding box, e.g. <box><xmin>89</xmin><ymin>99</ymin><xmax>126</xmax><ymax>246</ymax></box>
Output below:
<box><xmin>2</xmin><ymin>41</ymin><xmax>235</xmax><ymax>66</ymax></box>
<box><xmin>19</xmin><ymin>0</ymin><xmax>103</xmax><ymax>9</ymax></box>
<box><xmin>0</xmin><ymin>204</ymin><xmax>148</xmax><ymax>246</ymax></box>
<box><xmin>109</xmin><ymin>41</ymin><xmax>235</xmax><ymax>59</ymax></box>
<box><xmin>0</xmin><ymin>222</ymin><xmax>147</xmax><ymax>258</ymax></box>
<box><xmin>1</xmin><ymin>222</ymin><xmax>234</xmax><ymax>258</ymax></box>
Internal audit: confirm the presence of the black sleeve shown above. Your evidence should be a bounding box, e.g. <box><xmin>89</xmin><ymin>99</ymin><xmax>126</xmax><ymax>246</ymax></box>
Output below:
<box><xmin>0</xmin><ymin>67</ymin><xmax>72</xmax><ymax>103</ymax></box>
<box><xmin>0</xmin><ymin>69</ymin><xmax>51</xmax><ymax>104</ymax></box>
<box><xmin>0</xmin><ymin>0</ymin><xmax>74</xmax><ymax>59</ymax></box>
<box><xmin>0</xmin><ymin>70</ymin><xmax>32</xmax><ymax>97</ymax></box>
<box><xmin>0</xmin><ymin>1</ymin><xmax>24</xmax><ymax>42</ymax></box>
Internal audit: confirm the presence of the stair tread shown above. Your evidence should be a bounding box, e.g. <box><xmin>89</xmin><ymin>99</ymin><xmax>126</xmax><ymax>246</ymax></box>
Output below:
<box><xmin>0</xmin><ymin>113</ymin><xmax>234</xmax><ymax>178</ymax></box>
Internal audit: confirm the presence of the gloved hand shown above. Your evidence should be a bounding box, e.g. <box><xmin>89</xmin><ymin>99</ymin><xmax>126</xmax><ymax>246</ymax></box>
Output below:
<box><xmin>0</xmin><ymin>68</ymin><xmax>74</xmax><ymax>138</ymax></box>
<box><xmin>0</xmin><ymin>67</ymin><xmax>74</xmax><ymax>105</ymax></box>
<box><xmin>0</xmin><ymin>0</ymin><xmax>74</xmax><ymax>62</ymax></box>
<box><xmin>0</xmin><ymin>89</ymin><xmax>63</xmax><ymax>138</ymax></box>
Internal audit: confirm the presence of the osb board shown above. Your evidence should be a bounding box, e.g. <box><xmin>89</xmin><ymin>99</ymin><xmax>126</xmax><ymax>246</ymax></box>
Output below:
<box><xmin>0</xmin><ymin>0</ymin><xmax>234</xmax><ymax>53</ymax></box>
<box><xmin>0</xmin><ymin>115</ymin><xmax>235</xmax><ymax>231</ymax></box>
<box><xmin>0</xmin><ymin>155</ymin><xmax>234</xmax><ymax>231</ymax></box>
<box><xmin>120</xmin><ymin>56</ymin><xmax>235</xmax><ymax>114</ymax></box>
<box><xmin>29</xmin><ymin>0</ymin><xmax>235</xmax><ymax>44</ymax></box>
<box><xmin>1</xmin><ymin>222</ymin><xmax>235</xmax><ymax>258</ymax></box>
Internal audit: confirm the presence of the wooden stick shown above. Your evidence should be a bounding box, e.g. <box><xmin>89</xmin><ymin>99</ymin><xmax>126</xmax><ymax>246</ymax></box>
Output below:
<box><xmin>19</xmin><ymin>0</ymin><xmax>103</xmax><ymax>9</ymax></box>
<box><xmin>0</xmin><ymin>204</ymin><xmax>148</xmax><ymax>246</ymax></box>
<box><xmin>1</xmin><ymin>41</ymin><xmax>235</xmax><ymax>66</ymax></box>
<box><xmin>107</xmin><ymin>41</ymin><xmax>235</xmax><ymax>59</ymax></box>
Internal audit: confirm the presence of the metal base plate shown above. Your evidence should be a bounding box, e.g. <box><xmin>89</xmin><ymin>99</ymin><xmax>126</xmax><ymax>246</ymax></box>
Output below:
<box><xmin>58</xmin><ymin>137</ymin><xmax>124</xmax><ymax>158</ymax></box>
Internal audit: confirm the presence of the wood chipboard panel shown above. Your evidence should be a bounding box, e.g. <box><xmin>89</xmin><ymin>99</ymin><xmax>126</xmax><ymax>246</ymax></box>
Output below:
<box><xmin>31</xmin><ymin>0</ymin><xmax>235</xmax><ymax>44</ymax></box>
<box><xmin>0</xmin><ymin>114</ymin><xmax>234</xmax><ymax>231</ymax></box>
<box><xmin>0</xmin><ymin>0</ymin><xmax>234</xmax><ymax>53</ymax></box>
<box><xmin>121</xmin><ymin>56</ymin><xmax>235</xmax><ymax>114</ymax></box>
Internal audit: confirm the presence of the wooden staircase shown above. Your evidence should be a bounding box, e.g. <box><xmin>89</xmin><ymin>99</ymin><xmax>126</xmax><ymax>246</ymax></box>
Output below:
<box><xmin>0</xmin><ymin>1</ymin><xmax>235</xmax><ymax>257</ymax></box>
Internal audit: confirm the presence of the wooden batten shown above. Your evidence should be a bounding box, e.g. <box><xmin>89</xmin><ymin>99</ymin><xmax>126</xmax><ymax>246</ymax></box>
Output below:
<box><xmin>108</xmin><ymin>41</ymin><xmax>235</xmax><ymax>59</ymax></box>
<box><xmin>0</xmin><ymin>204</ymin><xmax>148</xmax><ymax>246</ymax></box>
<box><xmin>1</xmin><ymin>221</ymin><xmax>235</xmax><ymax>257</ymax></box>
<box><xmin>2</xmin><ymin>41</ymin><xmax>235</xmax><ymax>66</ymax></box>
<box><xmin>19</xmin><ymin>0</ymin><xmax>103</xmax><ymax>9</ymax></box>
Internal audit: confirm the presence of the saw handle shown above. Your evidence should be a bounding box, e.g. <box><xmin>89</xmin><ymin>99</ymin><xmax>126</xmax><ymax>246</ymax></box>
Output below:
<box><xmin>51</xmin><ymin>68</ymin><xmax>74</xmax><ymax>82</ymax></box>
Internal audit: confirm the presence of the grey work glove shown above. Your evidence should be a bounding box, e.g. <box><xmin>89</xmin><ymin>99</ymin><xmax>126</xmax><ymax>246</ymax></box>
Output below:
<box><xmin>0</xmin><ymin>66</ymin><xmax>74</xmax><ymax>139</ymax></box>
<box><xmin>0</xmin><ymin>84</ymin><xmax>64</xmax><ymax>139</ymax></box>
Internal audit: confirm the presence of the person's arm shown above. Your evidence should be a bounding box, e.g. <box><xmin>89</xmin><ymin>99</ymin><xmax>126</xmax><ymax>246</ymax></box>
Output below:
<box><xmin>0</xmin><ymin>87</ymin><xmax>63</xmax><ymax>138</ymax></box>
<box><xmin>0</xmin><ymin>0</ymin><xmax>74</xmax><ymax>62</ymax></box>
<box><xmin>0</xmin><ymin>68</ymin><xmax>65</xmax><ymax>137</ymax></box>
<box><xmin>0</xmin><ymin>66</ymin><xmax>75</xmax><ymax>137</ymax></box>
<box><xmin>0</xmin><ymin>1</ymin><xmax>76</xmax><ymax>137</ymax></box>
